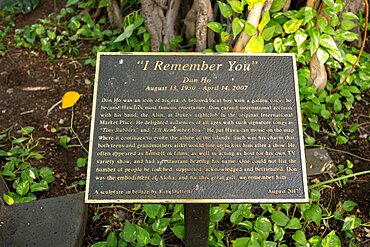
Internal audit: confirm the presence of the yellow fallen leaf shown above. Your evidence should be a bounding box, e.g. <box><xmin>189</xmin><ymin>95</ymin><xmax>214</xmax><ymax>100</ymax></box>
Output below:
<box><xmin>62</xmin><ymin>91</ymin><xmax>81</xmax><ymax>109</ymax></box>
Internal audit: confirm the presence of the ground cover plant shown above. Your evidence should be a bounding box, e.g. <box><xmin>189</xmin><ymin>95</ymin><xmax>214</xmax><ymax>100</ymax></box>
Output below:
<box><xmin>0</xmin><ymin>0</ymin><xmax>369</xmax><ymax>246</ymax></box>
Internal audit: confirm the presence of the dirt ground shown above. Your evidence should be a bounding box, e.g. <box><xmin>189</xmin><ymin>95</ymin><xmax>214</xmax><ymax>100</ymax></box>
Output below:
<box><xmin>0</xmin><ymin>1</ymin><xmax>369</xmax><ymax>246</ymax></box>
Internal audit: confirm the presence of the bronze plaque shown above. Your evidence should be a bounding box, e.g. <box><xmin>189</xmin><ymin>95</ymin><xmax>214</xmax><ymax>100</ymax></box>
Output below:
<box><xmin>85</xmin><ymin>53</ymin><xmax>308</xmax><ymax>203</ymax></box>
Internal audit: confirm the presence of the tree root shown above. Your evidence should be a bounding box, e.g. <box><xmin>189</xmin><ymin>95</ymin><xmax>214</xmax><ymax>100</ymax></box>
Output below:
<box><xmin>163</xmin><ymin>0</ymin><xmax>181</xmax><ymax>48</ymax></box>
<box><xmin>141</xmin><ymin>0</ymin><xmax>165</xmax><ymax>51</ymax></box>
<box><xmin>107</xmin><ymin>0</ymin><xmax>124</xmax><ymax>29</ymax></box>
<box><xmin>196</xmin><ymin>0</ymin><xmax>212</xmax><ymax>51</ymax></box>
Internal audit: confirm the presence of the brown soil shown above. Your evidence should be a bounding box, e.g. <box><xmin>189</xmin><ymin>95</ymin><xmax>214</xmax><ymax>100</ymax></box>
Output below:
<box><xmin>0</xmin><ymin>1</ymin><xmax>369</xmax><ymax>247</ymax></box>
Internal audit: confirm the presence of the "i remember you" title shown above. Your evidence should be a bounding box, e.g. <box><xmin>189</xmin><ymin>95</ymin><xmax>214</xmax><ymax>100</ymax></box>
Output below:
<box><xmin>136</xmin><ymin>60</ymin><xmax>259</xmax><ymax>72</ymax></box>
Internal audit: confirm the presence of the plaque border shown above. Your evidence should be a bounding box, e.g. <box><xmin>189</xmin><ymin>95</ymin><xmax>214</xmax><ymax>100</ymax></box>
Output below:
<box><xmin>85</xmin><ymin>52</ymin><xmax>309</xmax><ymax>204</ymax></box>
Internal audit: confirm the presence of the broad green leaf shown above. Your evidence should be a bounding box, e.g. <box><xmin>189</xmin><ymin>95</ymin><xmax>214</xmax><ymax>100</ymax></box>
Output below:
<box><xmin>215</xmin><ymin>43</ymin><xmax>229</xmax><ymax>52</ymax></box>
<box><xmin>347</xmin><ymin>86</ymin><xmax>361</xmax><ymax>94</ymax></box>
<box><xmin>228</xmin><ymin>0</ymin><xmax>244</xmax><ymax>13</ymax></box>
<box><xmin>340</xmin><ymin>89</ymin><xmax>353</xmax><ymax>98</ymax></box>
<box><xmin>273</xmin><ymin>37</ymin><xmax>285</xmax><ymax>53</ymax></box>
<box><xmin>59</xmin><ymin>135</ymin><xmax>70</xmax><ymax>150</ymax></box>
<box><xmin>133</xmin><ymin>17</ymin><xmax>144</xmax><ymax>29</ymax></box>
<box><xmin>286</xmin><ymin>217</ymin><xmax>302</xmax><ymax>229</ymax></box>
<box><xmin>293</xmin><ymin>230</ymin><xmax>307</xmax><ymax>245</ymax></box>
<box><xmin>30</xmin><ymin>180</ymin><xmax>49</xmax><ymax>192</ymax></box>
<box><xmin>29</xmin><ymin>152</ymin><xmax>44</xmax><ymax>160</ymax></box>
<box><xmin>149</xmin><ymin>233</ymin><xmax>163</xmax><ymax>246</ymax></box>
<box><xmin>319</xmin><ymin>34</ymin><xmax>341</xmax><ymax>61</ymax></box>
<box><xmin>91</xmin><ymin>242</ymin><xmax>107</xmax><ymax>247</ymax></box>
<box><xmin>244</xmin><ymin>22</ymin><xmax>257</xmax><ymax>36</ymax></box>
<box><xmin>1</xmin><ymin>170</ymin><xmax>16</xmax><ymax>179</ymax></box>
<box><xmin>171</xmin><ymin>226</ymin><xmax>185</xmax><ymax>240</ymax></box>
<box><xmin>305</xmin><ymin>135</ymin><xmax>316</xmax><ymax>145</ymax></box>
<box><xmin>297</xmin><ymin>6</ymin><xmax>317</xmax><ymax>23</ymax></box>
<box><xmin>342</xmin><ymin>215</ymin><xmax>361</xmax><ymax>230</ymax></box>
<box><xmin>323</xmin><ymin>0</ymin><xmax>335</xmax><ymax>8</ymax></box>
<box><xmin>262</xmin><ymin>26</ymin><xmax>275</xmax><ymax>41</ymax></box>
<box><xmin>271</xmin><ymin>210</ymin><xmax>289</xmax><ymax>227</ymax></box>
<box><xmin>283</xmin><ymin>19</ymin><xmax>303</xmax><ymax>34</ymax></box>
<box><xmin>106</xmin><ymin>232</ymin><xmax>117</xmax><ymax>247</ymax></box>
<box><xmin>310</xmin><ymin>189</ymin><xmax>321</xmax><ymax>202</ymax></box>
<box><xmin>217</xmin><ymin>1</ymin><xmax>233</xmax><ymax>18</ymax></box>
<box><xmin>273</xmin><ymin>225</ymin><xmax>285</xmax><ymax>241</ymax></box>
<box><xmin>21</xmin><ymin>126</ymin><xmax>34</xmax><ymax>135</ymax></box>
<box><xmin>66</xmin><ymin>0</ymin><xmax>79</xmax><ymax>7</ymax></box>
<box><xmin>152</xmin><ymin>218</ymin><xmax>170</xmax><ymax>235</ymax></box>
<box><xmin>254</xmin><ymin>217</ymin><xmax>272</xmax><ymax>232</ymax></box>
<box><xmin>114</xmin><ymin>24</ymin><xmax>135</xmax><ymax>42</ymax></box>
<box><xmin>277</xmin><ymin>203</ymin><xmax>291</xmax><ymax>212</ymax></box>
<box><xmin>16</xmin><ymin>181</ymin><xmax>30</xmax><ymax>196</ymax></box>
<box><xmin>21</xmin><ymin>168</ymin><xmax>36</xmax><ymax>182</ymax></box>
<box><xmin>330</xmin><ymin>16</ymin><xmax>340</xmax><ymax>27</ymax></box>
<box><xmin>320</xmin><ymin>109</ymin><xmax>330</xmax><ymax>119</ymax></box>
<box><xmin>143</xmin><ymin>204</ymin><xmax>162</xmax><ymax>219</ymax></box>
<box><xmin>220</xmin><ymin>31</ymin><xmax>231</xmax><ymax>43</ymax></box>
<box><xmin>327</xmin><ymin>48</ymin><xmax>342</xmax><ymax>62</ymax></box>
<box><xmin>232</xmin><ymin>237</ymin><xmax>250</xmax><ymax>246</ymax></box>
<box><xmin>304</xmin><ymin>204</ymin><xmax>322</xmax><ymax>225</ymax></box>
<box><xmin>308</xmin><ymin>28</ymin><xmax>320</xmax><ymax>55</ymax></box>
<box><xmin>294</xmin><ymin>31</ymin><xmax>307</xmax><ymax>50</ymax></box>
<box><xmin>322</xmin><ymin>230</ymin><xmax>341</xmax><ymax>247</ymax></box>
<box><xmin>39</xmin><ymin>167</ymin><xmax>55</xmax><ymax>183</ymax></box>
<box><xmin>335</xmin><ymin>30</ymin><xmax>358</xmax><ymax>42</ymax></box>
<box><xmin>208</xmin><ymin>22</ymin><xmax>223</xmax><ymax>33</ymax></box>
<box><xmin>316</xmin><ymin>48</ymin><xmax>329</xmax><ymax>65</ymax></box>
<box><xmin>76</xmin><ymin>157</ymin><xmax>87</xmax><ymax>168</ymax></box>
<box><xmin>251</xmin><ymin>231</ymin><xmax>266</xmax><ymax>243</ymax></box>
<box><xmin>319</xmin><ymin>34</ymin><xmax>338</xmax><ymax>50</ymax></box>
<box><xmin>270</xmin><ymin>0</ymin><xmax>287</xmax><ymax>13</ymax></box>
<box><xmin>342</xmin><ymin>12</ymin><xmax>358</xmax><ymax>20</ymax></box>
<box><xmin>336</xmin><ymin>135</ymin><xmax>348</xmax><ymax>145</ymax></box>
<box><xmin>308</xmin><ymin>235</ymin><xmax>322</xmax><ymax>247</ymax></box>
<box><xmin>341</xmin><ymin>20</ymin><xmax>358</xmax><ymax>31</ymax></box>
<box><xmin>136</xmin><ymin>226</ymin><xmax>150</xmax><ymax>245</ymax></box>
<box><xmin>98</xmin><ymin>0</ymin><xmax>108</xmax><ymax>8</ymax></box>
<box><xmin>3</xmin><ymin>193</ymin><xmax>14</xmax><ymax>205</ymax></box>
<box><xmin>332</xmin><ymin>98</ymin><xmax>342</xmax><ymax>112</ymax></box>
<box><xmin>258</xmin><ymin>11</ymin><xmax>270</xmax><ymax>32</ymax></box>
<box><xmin>210</xmin><ymin>206</ymin><xmax>225</xmax><ymax>222</ymax></box>
<box><xmin>0</xmin><ymin>150</ymin><xmax>12</xmax><ymax>157</ymax></box>
<box><xmin>12</xmin><ymin>137</ymin><xmax>29</xmax><ymax>144</ymax></box>
<box><xmin>245</xmin><ymin>36</ymin><xmax>264</xmax><ymax>53</ymax></box>
<box><xmin>230</xmin><ymin>209</ymin><xmax>244</xmax><ymax>224</ymax></box>
<box><xmin>62</xmin><ymin>91</ymin><xmax>80</xmax><ymax>109</ymax></box>
<box><xmin>232</xmin><ymin>18</ymin><xmax>244</xmax><ymax>38</ymax></box>
<box><xmin>16</xmin><ymin>193</ymin><xmax>36</xmax><ymax>203</ymax></box>
<box><xmin>238</xmin><ymin>220</ymin><xmax>253</xmax><ymax>231</ymax></box>
<box><xmin>348</xmin><ymin>124</ymin><xmax>358</xmax><ymax>133</ymax></box>
<box><xmin>326</xmin><ymin>93</ymin><xmax>341</xmax><ymax>104</ymax></box>
<box><xmin>68</xmin><ymin>18</ymin><xmax>81</xmax><ymax>31</ymax></box>
<box><xmin>121</xmin><ymin>220</ymin><xmax>136</xmax><ymax>242</ymax></box>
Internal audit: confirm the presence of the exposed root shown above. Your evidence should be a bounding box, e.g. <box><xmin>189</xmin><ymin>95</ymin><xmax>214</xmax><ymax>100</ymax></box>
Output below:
<box><xmin>107</xmin><ymin>0</ymin><xmax>123</xmax><ymax>29</ymax></box>
<box><xmin>196</xmin><ymin>0</ymin><xmax>211</xmax><ymax>51</ymax></box>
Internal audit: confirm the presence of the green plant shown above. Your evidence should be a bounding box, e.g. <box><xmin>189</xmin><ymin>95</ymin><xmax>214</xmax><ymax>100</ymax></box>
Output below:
<box><xmin>0</xmin><ymin>127</ymin><xmax>55</xmax><ymax>205</ymax></box>
<box><xmin>0</xmin><ymin>0</ymin><xmax>40</xmax><ymax>14</ymax></box>
<box><xmin>0</xmin><ymin>9</ymin><xmax>15</xmax><ymax>56</ymax></box>
<box><xmin>90</xmin><ymin>204</ymin><xmax>185</xmax><ymax>247</ymax></box>
<box><xmin>84</xmin><ymin>10</ymin><xmax>150</xmax><ymax>66</ymax></box>
<box><xmin>12</xmin><ymin>2</ymin><xmax>149</xmax><ymax>65</ymax></box>
<box><xmin>206</xmin><ymin>0</ymin><xmax>368</xmax><ymax>145</ymax></box>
